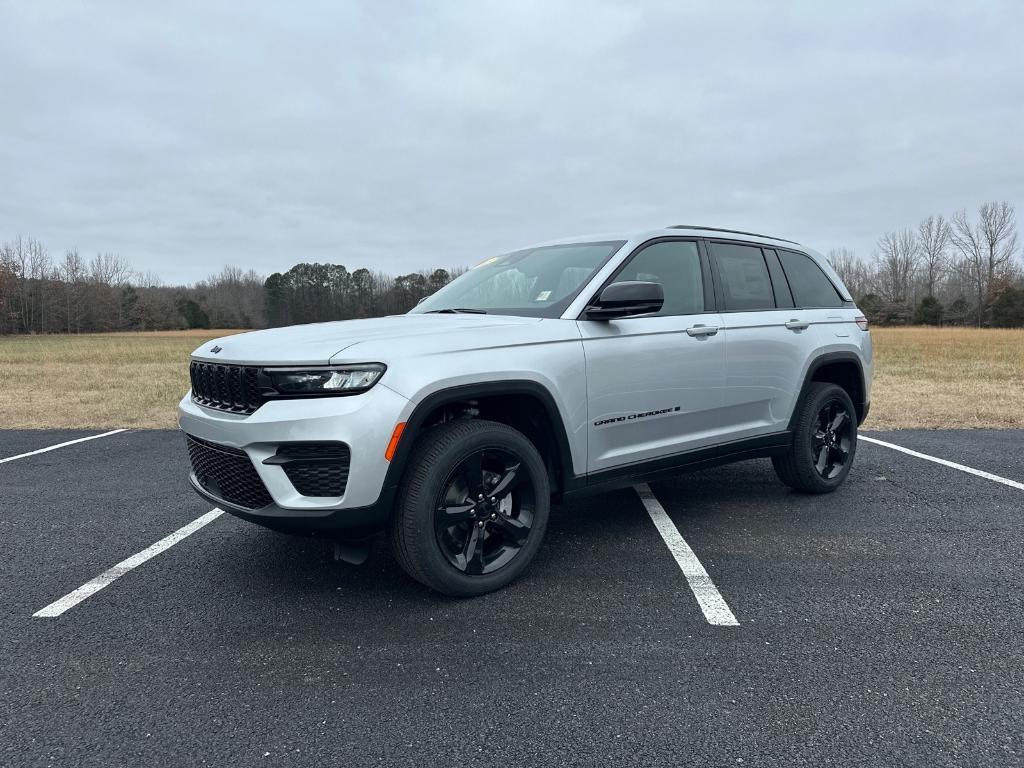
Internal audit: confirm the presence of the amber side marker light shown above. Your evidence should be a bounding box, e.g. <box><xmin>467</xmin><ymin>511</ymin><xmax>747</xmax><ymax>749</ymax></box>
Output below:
<box><xmin>385</xmin><ymin>423</ymin><xmax>407</xmax><ymax>462</ymax></box>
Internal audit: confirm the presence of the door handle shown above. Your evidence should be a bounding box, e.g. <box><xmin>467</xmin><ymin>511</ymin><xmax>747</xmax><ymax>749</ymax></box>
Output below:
<box><xmin>686</xmin><ymin>324</ymin><xmax>719</xmax><ymax>337</ymax></box>
<box><xmin>785</xmin><ymin>319</ymin><xmax>810</xmax><ymax>331</ymax></box>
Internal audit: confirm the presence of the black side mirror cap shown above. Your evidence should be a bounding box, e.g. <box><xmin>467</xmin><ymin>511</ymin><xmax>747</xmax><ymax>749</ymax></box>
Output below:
<box><xmin>585</xmin><ymin>281</ymin><xmax>664</xmax><ymax>320</ymax></box>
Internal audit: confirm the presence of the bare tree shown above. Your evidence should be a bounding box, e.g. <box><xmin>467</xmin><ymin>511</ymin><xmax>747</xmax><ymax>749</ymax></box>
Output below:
<box><xmin>89</xmin><ymin>252</ymin><xmax>132</xmax><ymax>286</ymax></box>
<box><xmin>136</xmin><ymin>269</ymin><xmax>164</xmax><ymax>288</ymax></box>
<box><xmin>827</xmin><ymin>247</ymin><xmax>872</xmax><ymax>299</ymax></box>
<box><xmin>11</xmin><ymin>236</ymin><xmax>53</xmax><ymax>333</ymax></box>
<box><xmin>875</xmin><ymin>228</ymin><xmax>919</xmax><ymax>303</ymax></box>
<box><xmin>916</xmin><ymin>215</ymin><xmax>950</xmax><ymax>298</ymax></box>
<box><xmin>950</xmin><ymin>202</ymin><xmax>1020</xmax><ymax>325</ymax></box>
<box><xmin>0</xmin><ymin>241</ymin><xmax>19</xmax><ymax>334</ymax></box>
<box><xmin>59</xmin><ymin>249</ymin><xmax>86</xmax><ymax>333</ymax></box>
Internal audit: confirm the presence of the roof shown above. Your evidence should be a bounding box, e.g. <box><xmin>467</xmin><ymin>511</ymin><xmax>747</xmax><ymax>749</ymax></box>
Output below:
<box><xmin>666</xmin><ymin>225</ymin><xmax>799</xmax><ymax>244</ymax></box>
<box><xmin>528</xmin><ymin>226</ymin><xmax>804</xmax><ymax>250</ymax></box>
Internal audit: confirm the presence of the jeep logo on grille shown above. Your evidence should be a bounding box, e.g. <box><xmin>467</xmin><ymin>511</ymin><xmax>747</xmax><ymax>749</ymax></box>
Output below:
<box><xmin>210</xmin><ymin>345</ymin><xmax>222</xmax><ymax>354</ymax></box>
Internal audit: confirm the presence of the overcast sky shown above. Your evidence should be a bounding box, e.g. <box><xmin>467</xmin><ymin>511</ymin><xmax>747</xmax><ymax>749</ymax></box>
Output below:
<box><xmin>1</xmin><ymin>1</ymin><xmax>1021</xmax><ymax>284</ymax></box>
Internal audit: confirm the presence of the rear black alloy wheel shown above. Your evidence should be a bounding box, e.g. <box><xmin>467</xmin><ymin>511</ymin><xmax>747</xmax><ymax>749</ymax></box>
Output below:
<box><xmin>772</xmin><ymin>382</ymin><xmax>858</xmax><ymax>493</ymax></box>
<box><xmin>435</xmin><ymin>448</ymin><xmax>536</xmax><ymax>576</ymax></box>
<box><xmin>389</xmin><ymin>419</ymin><xmax>550</xmax><ymax>596</ymax></box>
<box><xmin>811</xmin><ymin>400</ymin><xmax>853</xmax><ymax>480</ymax></box>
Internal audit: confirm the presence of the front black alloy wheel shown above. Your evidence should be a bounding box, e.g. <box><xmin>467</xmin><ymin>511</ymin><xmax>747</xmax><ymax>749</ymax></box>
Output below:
<box><xmin>389</xmin><ymin>419</ymin><xmax>550</xmax><ymax>596</ymax></box>
<box><xmin>772</xmin><ymin>382</ymin><xmax>858</xmax><ymax>493</ymax></box>
<box><xmin>435</xmin><ymin>448</ymin><xmax>536</xmax><ymax>575</ymax></box>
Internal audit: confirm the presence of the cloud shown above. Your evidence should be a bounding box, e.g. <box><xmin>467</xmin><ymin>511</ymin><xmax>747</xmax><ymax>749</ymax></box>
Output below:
<box><xmin>1</xmin><ymin>0</ymin><xmax>1021</xmax><ymax>283</ymax></box>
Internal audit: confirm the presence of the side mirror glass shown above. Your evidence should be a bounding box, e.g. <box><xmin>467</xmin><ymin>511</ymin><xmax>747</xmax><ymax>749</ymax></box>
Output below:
<box><xmin>585</xmin><ymin>281</ymin><xmax>664</xmax><ymax>320</ymax></box>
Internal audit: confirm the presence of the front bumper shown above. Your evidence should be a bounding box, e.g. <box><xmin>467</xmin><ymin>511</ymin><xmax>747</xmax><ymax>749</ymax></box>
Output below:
<box><xmin>188</xmin><ymin>474</ymin><xmax>396</xmax><ymax>537</ymax></box>
<box><xmin>178</xmin><ymin>383</ymin><xmax>413</xmax><ymax>532</ymax></box>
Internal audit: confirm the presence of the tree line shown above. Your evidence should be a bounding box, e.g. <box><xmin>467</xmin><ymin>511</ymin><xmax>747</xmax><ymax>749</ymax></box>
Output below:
<box><xmin>2</xmin><ymin>202</ymin><xmax>1022</xmax><ymax>335</ymax></box>
<box><xmin>0</xmin><ymin>234</ymin><xmax>464</xmax><ymax>335</ymax></box>
<box><xmin>826</xmin><ymin>201</ymin><xmax>1023</xmax><ymax>327</ymax></box>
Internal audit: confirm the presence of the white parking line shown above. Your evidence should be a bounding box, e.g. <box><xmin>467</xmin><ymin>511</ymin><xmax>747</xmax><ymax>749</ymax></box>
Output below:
<box><xmin>33</xmin><ymin>508</ymin><xmax>224</xmax><ymax>618</ymax></box>
<box><xmin>634</xmin><ymin>482</ymin><xmax>739</xmax><ymax>626</ymax></box>
<box><xmin>861</xmin><ymin>436</ymin><xmax>1024</xmax><ymax>491</ymax></box>
<box><xmin>0</xmin><ymin>429</ymin><xmax>127</xmax><ymax>464</ymax></box>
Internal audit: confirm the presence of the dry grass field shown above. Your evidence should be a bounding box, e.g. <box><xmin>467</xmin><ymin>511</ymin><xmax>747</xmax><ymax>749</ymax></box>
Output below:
<box><xmin>0</xmin><ymin>330</ymin><xmax>241</xmax><ymax>430</ymax></box>
<box><xmin>867</xmin><ymin>327</ymin><xmax>1024</xmax><ymax>429</ymax></box>
<box><xmin>0</xmin><ymin>326</ymin><xmax>1021</xmax><ymax>430</ymax></box>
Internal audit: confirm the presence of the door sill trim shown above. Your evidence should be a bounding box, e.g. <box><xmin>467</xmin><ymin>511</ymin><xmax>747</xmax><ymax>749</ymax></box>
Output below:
<box><xmin>562</xmin><ymin>431</ymin><xmax>792</xmax><ymax>498</ymax></box>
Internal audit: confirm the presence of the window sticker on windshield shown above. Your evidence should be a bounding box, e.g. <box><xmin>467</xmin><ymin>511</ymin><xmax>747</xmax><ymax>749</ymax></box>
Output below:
<box><xmin>535</xmin><ymin>290</ymin><xmax>552</xmax><ymax>302</ymax></box>
<box><xmin>473</xmin><ymin>256</ymin><xmax>501</xmax><ymax>269</ymax></box>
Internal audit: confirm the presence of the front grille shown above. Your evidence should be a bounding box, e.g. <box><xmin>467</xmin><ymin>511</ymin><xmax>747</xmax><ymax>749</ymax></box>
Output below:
<box><xmin>275</xmin><ymin>443</ymin><xmax>351</xmax><ymax>498</ymax></box>
<box><xmin>185</xmin><ymin>434</ymin><xmax>273</xmax><ymax>509</ymax></box>
<box><xmin>189</xmin><ymin>361</ymin><xmax>263</xmax><ymax>414</ymax></box>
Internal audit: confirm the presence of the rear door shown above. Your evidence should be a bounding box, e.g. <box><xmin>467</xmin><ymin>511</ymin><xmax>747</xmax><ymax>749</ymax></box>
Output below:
<box><xmin>707</xmin><ymin>241</ymin><xmax>809</xmax><ymax>439</ymax></box>
<box><xmin>774</xmin><ymin>248</ymin><xmax>858</xmax><ymax>340</ymax></box>
<box><xmin>578</xmin><ymin>238</ymin><xmax>727</xmax><ymax>473</ymax></box>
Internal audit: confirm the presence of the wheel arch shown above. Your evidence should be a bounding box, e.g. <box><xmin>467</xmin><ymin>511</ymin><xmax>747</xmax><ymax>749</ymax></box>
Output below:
<box><xmin>789</xmin><ymin>352</ymin><xmax>868</xmax><ymax>429</ymax></box>
<box><xmin>382</xmin><ymin>380</ymin><xmax>577</xmax><ymax>500</ymax></box>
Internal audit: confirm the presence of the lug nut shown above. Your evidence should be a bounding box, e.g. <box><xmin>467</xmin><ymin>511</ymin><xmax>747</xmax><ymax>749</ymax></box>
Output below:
<box><xmin>489</xmin><ymin>497</ymin><xmax>496</xmax><ymax>503</ymax></box>
<box><xmin>477</xmin><ymin>494</ymin><xmax>484</xmax><ymax>500</ymax></box>
<box><xmin>469</xmin><ymin>510</ymin><xmax>476</xmax><ymax>518</ymax></box>
<box><xmin>490</xmin><ymin>513</ymin><xmax>496</xmax><ymax>520</ymax></box>
<box><xmin>477</xmin><ymin>520</ymin><xmax>485</xmax><ymax>528</ymax></box>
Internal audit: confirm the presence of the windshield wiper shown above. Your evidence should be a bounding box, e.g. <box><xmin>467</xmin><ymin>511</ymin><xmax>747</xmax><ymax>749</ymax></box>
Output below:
<box><xmin>424</xmin><ymin>308</ymin><xmax>487</xmax><ymax>314</ymax></box>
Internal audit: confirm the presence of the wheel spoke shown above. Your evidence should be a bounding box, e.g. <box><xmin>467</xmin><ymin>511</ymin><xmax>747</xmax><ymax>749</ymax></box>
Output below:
<box><xmin>815</xmin><ymin>445</ymin><xmax>829</xmax><ymax>474</ymax></box>
<box><xmin>489</xmin><ymin>462</ymin><xmax>522</xmax><ymax>499</ymax></box>
<box><xmin>836</xmin><ymin>437</ymin><xmax>851</xmax><ymax>461</ymax></box>
<box><xmin>492</xmin><ymin>515</ymin><xmax>530</xmax><ymax>546</ymax></box>
<box><xmin>818</xmin><ymin>405</ymin><xmax>833</xmax><ymax>432</ymax></box>
<box><xmin>460</xmin><ymin>451</ymin><xmax>485</xmax><ymax>498</ymax></box>
<box><xmin>830</xmin><ymin>410</ymin><xmax>849</xmax><ymax>432</ymax></box>
<box><xmin>438</xmin><ymin>502</ymin><xmax>475</xmax><ymax>526</ymax></box>
<box><xmin>462</xmin><ymin>525</ymin><xmax>486</xmax><ymax>575</ymax></box>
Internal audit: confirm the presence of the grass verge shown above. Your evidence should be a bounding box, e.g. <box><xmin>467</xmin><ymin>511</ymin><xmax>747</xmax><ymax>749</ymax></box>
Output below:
<box><xmin>867</xmin><ymin>327</ymin><xmax>1024</xmax><ymax>429</ymax></box>
<box><xmin>0</xmin><ymin>326</ymin><xmax>1021</xmax><ymax>430</ymax></box>
<box><xmin>0</xmin><ymin>330</ymin><xmax>239</xmax><ymax>429</ymax></box>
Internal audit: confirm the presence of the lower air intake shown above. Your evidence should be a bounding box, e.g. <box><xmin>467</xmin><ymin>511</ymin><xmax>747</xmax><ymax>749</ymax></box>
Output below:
<box><xmin>185</xmin><ymin>434</ymin><xmax>273</xmax><ymax>510</ymax></box>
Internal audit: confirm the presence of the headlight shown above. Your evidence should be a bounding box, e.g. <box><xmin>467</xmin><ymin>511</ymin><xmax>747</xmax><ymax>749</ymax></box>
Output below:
<box><xmin>263</xmin><ymin>364</ymin><xmax>386</xmax><ymax>396</ymax></box>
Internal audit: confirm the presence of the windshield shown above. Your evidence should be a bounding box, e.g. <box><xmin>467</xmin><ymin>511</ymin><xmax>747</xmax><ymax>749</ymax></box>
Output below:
<box><xmin>410</xmin><ymin>240</ymin><xmax>626</xmax><ymax>318</ymax></box>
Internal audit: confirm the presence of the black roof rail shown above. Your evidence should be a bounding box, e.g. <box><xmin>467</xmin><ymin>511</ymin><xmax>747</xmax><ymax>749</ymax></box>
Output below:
<box><xmin>667</xmin><ymin>225</ymin><xmax>799</xmax><ymax>245</ymax></box>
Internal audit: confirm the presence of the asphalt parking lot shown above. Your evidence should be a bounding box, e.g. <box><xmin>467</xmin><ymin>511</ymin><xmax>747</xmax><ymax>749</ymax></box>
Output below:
<box><xmin>1</xmin><ymin>429</ymin><xmax>1022</xmax><ymax>767</ymax></box>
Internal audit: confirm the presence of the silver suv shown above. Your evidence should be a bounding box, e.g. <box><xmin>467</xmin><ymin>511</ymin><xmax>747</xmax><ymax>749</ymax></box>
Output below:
<box><xmin>179</xmin><ymin>225</ymin><xmax>872</xmax><ymax>596</ymax></box>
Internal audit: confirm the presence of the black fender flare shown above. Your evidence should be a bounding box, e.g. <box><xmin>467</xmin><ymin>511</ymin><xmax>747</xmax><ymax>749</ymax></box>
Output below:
<box><xmin>788</xmin><ymin>351</ymin><xmax>869</xmax><ymax>430</ymax></box>
<box><xmin>380</xmin><ymin>380</ymin><xmax>577</xmax><ymax>498</ymax></box>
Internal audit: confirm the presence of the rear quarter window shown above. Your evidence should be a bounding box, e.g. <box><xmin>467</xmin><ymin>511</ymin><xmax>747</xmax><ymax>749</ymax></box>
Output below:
<box><xmin>777</xmin><ymin>251</ymin><xmax>845</xmax><ymax>308</ymax></box>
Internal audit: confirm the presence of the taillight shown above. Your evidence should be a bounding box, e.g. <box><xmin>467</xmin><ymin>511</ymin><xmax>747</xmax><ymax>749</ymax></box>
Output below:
<box><xmin>855</xmin><ymin>315</ymin><xmax>869</xmax><ymax>331</ymax></box>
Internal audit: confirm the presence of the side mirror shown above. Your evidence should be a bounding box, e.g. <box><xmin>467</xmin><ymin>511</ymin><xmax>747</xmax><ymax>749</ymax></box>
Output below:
<box><xmin>585</xmin><ymin>281</ymin><xmax>664</xmax><ymax>320</ymax></box>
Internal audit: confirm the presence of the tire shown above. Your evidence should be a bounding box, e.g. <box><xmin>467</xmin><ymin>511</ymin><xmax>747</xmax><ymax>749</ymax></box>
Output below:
<box><xmin>772</xmin><ymin>382</ymin><xmax>858</xmax><ymax>494</ymax></box>
<box><xmin>388</xmin><ymin>419</ymin><xmax>550</xmax><ymax>597</ymax></box>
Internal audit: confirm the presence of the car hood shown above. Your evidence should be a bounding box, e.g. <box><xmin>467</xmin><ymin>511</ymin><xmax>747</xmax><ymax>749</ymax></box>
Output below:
<box><xmin>191</xmin><ymin>314</ymin><xmax>544</xmax><ymax>366</ymax></box>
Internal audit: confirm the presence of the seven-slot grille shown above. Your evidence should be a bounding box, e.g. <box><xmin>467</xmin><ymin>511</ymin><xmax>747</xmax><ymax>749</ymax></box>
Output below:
<box><xmin>185</xmin><ymin>434</ymin><xmax>273</xmax><ymax>509</ymax></box>
<box><xmin>189</xmin><ymin>361</ymin><xmax>263</xmax><ymax>414</ymax></box>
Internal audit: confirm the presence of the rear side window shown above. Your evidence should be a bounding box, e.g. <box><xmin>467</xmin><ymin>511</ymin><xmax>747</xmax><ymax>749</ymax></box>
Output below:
<box><xmin>777</xmin><ymin>251</ymin><xmax>844</xmax><ymax>308</ymax></box>
<box><xmin>710</xmin><ymin>243</ymin><xmax>775</xmax><ymax>311</ymax></box>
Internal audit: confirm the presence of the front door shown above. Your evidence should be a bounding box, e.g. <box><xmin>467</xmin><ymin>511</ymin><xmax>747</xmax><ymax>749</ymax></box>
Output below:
<box><xmin>577</xmin><ymin>239</ymin><xmax>727</xmax><ymax>474</ymax></box>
